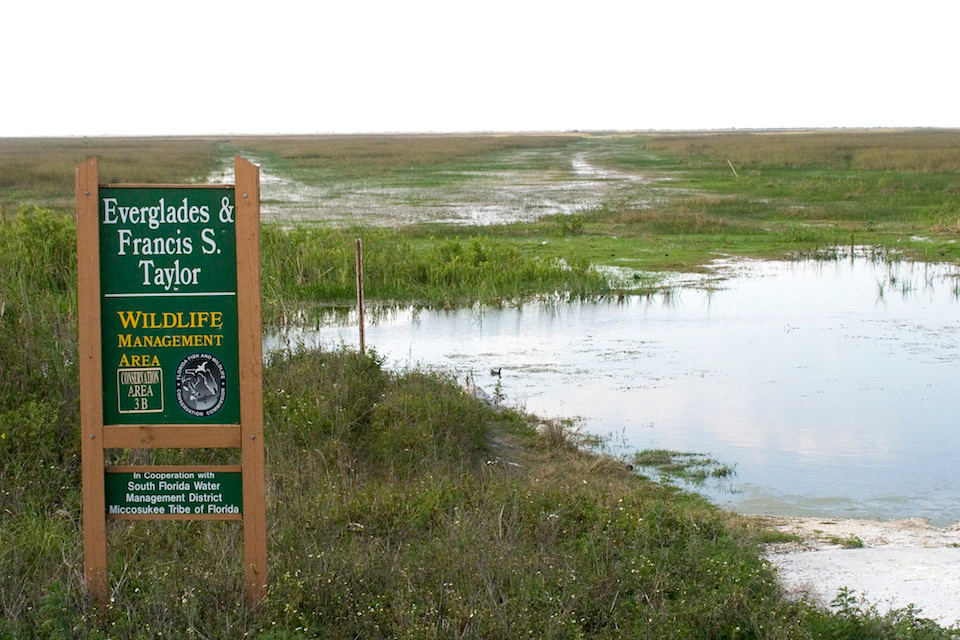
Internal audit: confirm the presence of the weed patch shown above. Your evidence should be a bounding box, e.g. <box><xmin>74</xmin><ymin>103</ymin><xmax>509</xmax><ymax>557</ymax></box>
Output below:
<box><xmin>633</xmin><ymin>449</ymin><xmax>736</xmax><ymax>484</ymax></box>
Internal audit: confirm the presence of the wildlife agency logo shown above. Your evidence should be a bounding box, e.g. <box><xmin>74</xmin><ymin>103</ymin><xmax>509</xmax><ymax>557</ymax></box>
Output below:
<box><xmin>175</xmin><ymin>353</ymin><xmax>226</xmax><ymax>417</ymax></box>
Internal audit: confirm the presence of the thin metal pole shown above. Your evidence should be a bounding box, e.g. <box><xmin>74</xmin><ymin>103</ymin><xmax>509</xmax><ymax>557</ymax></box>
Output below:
<box><xmin>726</xmin><ymin>159</ymin><xmax>739</xmax><ymax>178</ymax></box>
<box><xmin>356</xmin><ymin>238</ymin><xmax>365</xmax><ymax>353</ymax></box>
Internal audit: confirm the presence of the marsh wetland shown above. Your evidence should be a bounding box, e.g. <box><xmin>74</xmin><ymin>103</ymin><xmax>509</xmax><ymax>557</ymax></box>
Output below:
<box><xmin>9</xmin><ymin>130</ymin><xmax>958</xmax><ymax>524</ymax></box>
<box><xmin>285</xmin><ymin>253</ymin><xmax>960</xmax><ymax>525</ymax></box>
<box><xmin>219</xmin><ymin>130</ymin><xmax>960</xmax><ymax>525</ymax></box>
<box><xmin>5</xmin><ymin>130</ymin><xmax>960</xmax><ymax>635</ymax></box>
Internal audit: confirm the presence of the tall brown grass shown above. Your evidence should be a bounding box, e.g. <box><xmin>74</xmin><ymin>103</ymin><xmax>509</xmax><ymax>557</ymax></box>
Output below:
<box><xmin>645</xmin><ymin>129</ymin><xmax>960</xmax><ymax>173</ymax></box>
<box><xmin>228</xmin><ymin>133</ymin><xmax>582</xmax><ymax>177</ymax></box>
<box><xmin>0</xmin><ymin>137</ymin><xmax>222</xmax><ymax>211</ymax></box>
<box><xmin>1</xmin><ymin>134</ymin><xmax>581</xmax><ymax>211</ymax></box>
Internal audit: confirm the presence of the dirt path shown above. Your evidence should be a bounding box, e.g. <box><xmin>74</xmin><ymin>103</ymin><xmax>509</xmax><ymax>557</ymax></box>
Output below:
<box><xmin>762</xmin><ymin>516</ymin><xmax>960</xmax><ymax>627</ymax></box>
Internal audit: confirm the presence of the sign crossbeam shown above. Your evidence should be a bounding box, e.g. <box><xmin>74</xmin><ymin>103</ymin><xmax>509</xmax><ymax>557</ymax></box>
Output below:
<box><xmin>104</xmin><ymin>292</ymin><xmax>237</xmax><ymax>298</ymax></box>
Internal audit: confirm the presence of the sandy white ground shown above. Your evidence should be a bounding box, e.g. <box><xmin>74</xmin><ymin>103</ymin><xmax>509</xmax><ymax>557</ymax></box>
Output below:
<box><xmin>763</xmin><ymin>516</ymin><xmax>960</xmax><ymax>627</ymax></box>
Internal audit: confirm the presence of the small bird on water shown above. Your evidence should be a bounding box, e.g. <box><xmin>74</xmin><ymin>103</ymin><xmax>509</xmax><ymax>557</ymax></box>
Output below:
<box><xmin>490</xmin><ymin>367</ymin><xmax>502</xmax><ymax>377</ymax></box>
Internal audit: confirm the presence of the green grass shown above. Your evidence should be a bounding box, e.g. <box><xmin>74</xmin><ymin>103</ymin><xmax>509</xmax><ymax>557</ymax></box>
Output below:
<box><xmin>633</xmin><ymin>449</ymin><xmax>736</xmax><ymax>485</ymax></box>
<box><xmin>2</xmin><ymin>206</ymin><xmax>959</xmax><ymax>637</ymax></box>
<box><xmin>4</xmin><ymin>132</ymin><xmax>960</xmax><ymax>636</ymax></box>
<box><xmin>261</xmin><ymin>225</ymin><xmax>610</xmax><ymax>321</ymax></box>
<box><xmin>576</xmin><ymin>131</ymin><xmax>960</xmax><ymax>267</ymax></box>
<box><xmin>827</xmin><ymin>535</ymin><xmax>866</xmax><ymax>550</ymax></box>
<box><xmin>6</xmin><ymin>130</ymin><xmax>960</xmax><ymax>290</ymax></box>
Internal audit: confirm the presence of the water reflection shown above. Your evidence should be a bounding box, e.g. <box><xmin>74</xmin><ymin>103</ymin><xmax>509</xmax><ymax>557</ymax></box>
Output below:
<box><xmin>267</xmin><ymin>257</ymin><xmax>960</xmax><ymax>526</ymax></box>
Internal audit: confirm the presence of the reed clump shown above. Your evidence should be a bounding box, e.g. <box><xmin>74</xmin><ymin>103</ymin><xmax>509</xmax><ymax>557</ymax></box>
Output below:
<box><xmin>260</xmin><ymin>225</ymin><xmax>609</xmax><ymax>322</ymax></box>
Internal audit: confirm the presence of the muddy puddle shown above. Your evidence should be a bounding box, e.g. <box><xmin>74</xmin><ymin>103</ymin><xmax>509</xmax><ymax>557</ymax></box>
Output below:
<box><xmin>209</xmin><ymin>149</ymin><xmax>655</xmax><ymax>225</ymax></box>
<box><xmin>267</xmin><ymin>255</ymin><xmax>960</xmax><ymax>525</ymax></box>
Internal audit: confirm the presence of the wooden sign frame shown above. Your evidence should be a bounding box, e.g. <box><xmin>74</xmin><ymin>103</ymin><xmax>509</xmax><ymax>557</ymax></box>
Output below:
<box><xmin>76</xmin><ymin>156</ymin><xmax>266</xmax><ymax>607</ymax></box>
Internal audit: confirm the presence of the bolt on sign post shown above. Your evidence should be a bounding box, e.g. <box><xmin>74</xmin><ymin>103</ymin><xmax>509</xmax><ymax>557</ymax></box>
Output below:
<box><xmin>76</xmin><ymin>157</ymin><xmax>267</xmax><ymax>607</ymax></box>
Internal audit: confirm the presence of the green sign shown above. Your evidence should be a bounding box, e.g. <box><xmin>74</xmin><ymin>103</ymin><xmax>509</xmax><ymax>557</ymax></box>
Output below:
<box><xmin>105</xmin><ymin>470</ymin><xmax>242</xmax><ymax>516</ymax></box>
<box><xmin>99</xmin><ymin>188</ymin><xmax>240</xmax><ymax>425</ymax></box>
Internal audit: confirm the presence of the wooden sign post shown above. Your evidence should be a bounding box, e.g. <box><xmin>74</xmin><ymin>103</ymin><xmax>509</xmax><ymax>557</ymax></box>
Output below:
<box><xmin>76</xmin><ymin>157</ymin><xmax>267</xmax><ymax>607</ymax></box>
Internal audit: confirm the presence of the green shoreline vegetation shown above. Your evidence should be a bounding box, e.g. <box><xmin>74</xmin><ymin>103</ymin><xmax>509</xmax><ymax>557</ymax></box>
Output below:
<box><xmin>2</xmin><ymin>132</ymin><xmax>960</xmax><ymax>637</ymax></box>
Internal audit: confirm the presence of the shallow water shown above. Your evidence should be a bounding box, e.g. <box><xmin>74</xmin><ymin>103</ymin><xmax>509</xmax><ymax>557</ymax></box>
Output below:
<box><xmin>210</xmin><ymin>149</ymin><xmax>654</xmax><ymax>225</ymax></box>
<box><xmin>268</xmin><ymin>256</ymin><xmax>960</xmax><ymax>526</ymax></box>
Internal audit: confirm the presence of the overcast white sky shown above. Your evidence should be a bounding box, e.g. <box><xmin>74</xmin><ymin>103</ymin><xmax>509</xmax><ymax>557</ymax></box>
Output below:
<box><xmin>3</xmin><ymin>1</ymin><xmax>958</xmax><ymax>137</ymax></box>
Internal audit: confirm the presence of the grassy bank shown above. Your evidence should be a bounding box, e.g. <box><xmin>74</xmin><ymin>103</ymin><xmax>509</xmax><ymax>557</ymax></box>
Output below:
<box><xmin>260</xmin><ymin>225</ymin><xmax>609</xmax><ymax>321</ymax></box>
<box><xmin>2</xmin><ymin>208</ymin><xmax>958</xmax><ymax>637</ymax></box>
